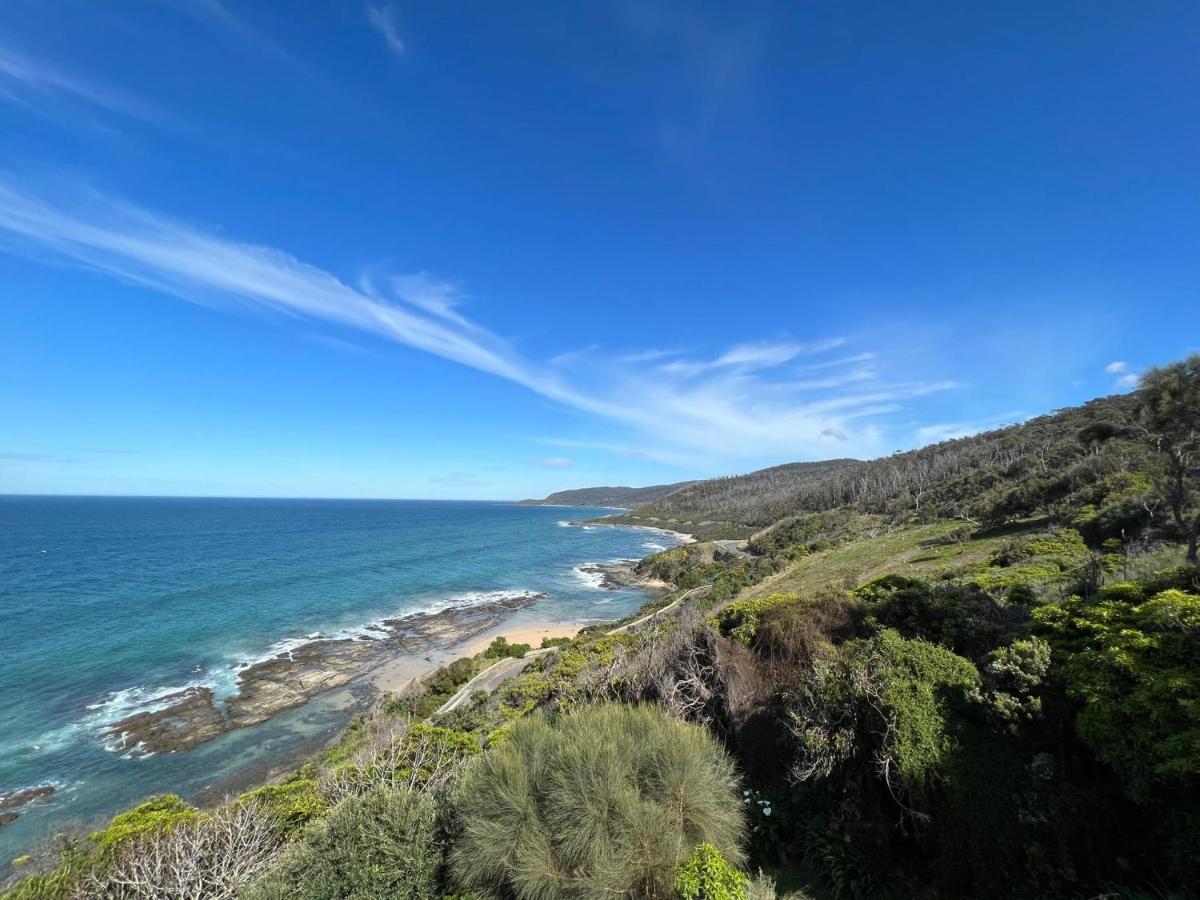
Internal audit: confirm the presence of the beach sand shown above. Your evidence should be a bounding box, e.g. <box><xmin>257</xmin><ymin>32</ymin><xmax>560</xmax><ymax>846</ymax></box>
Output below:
<box><xmin>458</xmin><ymin>621</ymin><xmax>585</xmax><ymax>657</ymax></box>
<box><xmin>363</xmin><ymin>621</ymin><xmax>587</xmax><ymax>695</ymax></box>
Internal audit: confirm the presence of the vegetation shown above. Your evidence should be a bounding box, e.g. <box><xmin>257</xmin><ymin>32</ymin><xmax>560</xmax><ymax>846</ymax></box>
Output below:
<box><xmin>675</xmin><ymin>844</ymin><xmax>749</xmax><ymax>900</ymax></box>
<box><xmin>518</xmin><ymin>481</ymin><xmax>696</xmax><ymax>508</ymax></box>
<box><xmin>246</xmin><ymin>787</ymin><xmax>441</xmax><ymax>900</ymax></box>
<box><xmin>450</xmin><ymin>705</ymin><xmax>745</xmax><ymax>899</ymax></box>
<box><xmin>5</xmin><ymin>357</ymin><xmax>1200</xmax><ymax>900</ymax></box>
<box><xmin>481</xmin><ymin>635</ymin><xmax>532</xmax><ymax>659</ymax></box>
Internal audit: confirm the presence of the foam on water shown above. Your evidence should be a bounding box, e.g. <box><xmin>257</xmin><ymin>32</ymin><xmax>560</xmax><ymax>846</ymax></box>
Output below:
<box><xmin>570</xmin><ymin>566</ymin><xmax>606</xmax><ymax>589</ymax></box>
<box><xmin>0</xmin><ymin>497</ymin><xmax>685</xmax><ymax>858</ymax></box>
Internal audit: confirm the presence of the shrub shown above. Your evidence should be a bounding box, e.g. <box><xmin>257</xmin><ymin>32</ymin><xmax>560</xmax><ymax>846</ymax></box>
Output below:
<box><xmin>450</xmin><ymin>704</ymin><xmax>745</xmax><ymax>898</ymax></box>
<box><xmin>483</xmin><ymin>636</ymin><xmax>531</xmax><ymax>659</ymax></box>
<box><xmin>237</xmin><ymin>777</ymin><xmax>327</xmax><ymax>836</ymax></box>
<box><xmin>0</xmin><ymin>837</ymin><xmax>95</xmax><ymax>900</ymax></box>
<box><xmin>78</xmin><ymin>800</ymin><xmax>282</xmax><ymax>899</ymax></box>
<box><xmin>675</xmin><ymin>843</ymin><xmax>749</xmax><ymax>900</ymax></box>
<box><xmin>751</xmin><ymin>591</ymin><xmax>861</xmax><ymax>669</ymax></box>
<box><xmin>88</xmin><ymin>794</ymin><xmax>198</xmax><ymax>852</ymax></box>
<box><xmin>320</xmin><ymin>722</ymin><xmax>477</xmax><ymax>803</ymax></box>
<box><xmin>977</xmin><ymin>637</ymin><xmax>1051</xmax><ymax>732</ymax></box>
<box><xmin>785</xmin><ymin>630</ymin><xmax>979</xmax><ymax>804</ymax></box>
<box><xmin>247</xmin><ymin>787</ymin><xmax>441</xmax><ymax>900</ymax></box>
<box><xmin>1034</xmin><ymin>587</ymin><xmax>1200</xmax><ymax>797</ymax></box>
<box><xmin>713</xmin><ymin>595</ymin><xmax>795</xmax><ymax>645</ymax></box>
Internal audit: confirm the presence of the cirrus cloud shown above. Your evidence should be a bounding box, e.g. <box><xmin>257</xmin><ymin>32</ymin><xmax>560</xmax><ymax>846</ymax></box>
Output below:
<box><xmin>0</xmin><ymin>175</ymin><xmax>960</xmax><ymax>467</ymax></box>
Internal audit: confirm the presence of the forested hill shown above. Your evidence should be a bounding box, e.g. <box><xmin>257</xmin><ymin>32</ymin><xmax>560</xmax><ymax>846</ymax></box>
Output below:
<box><xmin>7</xmin><ymin>358</ymin><xmax>1199</xmax><ymax>899</ymax></box>
<box><xmin>606</xmin><ymin>394</ymin><xmax>1141</xmax><ymax>538</ymax></box>
<box><xmin>517</xmin><ymin>480</ymin><xmax>695</xmax><ymax>508</ymax></box>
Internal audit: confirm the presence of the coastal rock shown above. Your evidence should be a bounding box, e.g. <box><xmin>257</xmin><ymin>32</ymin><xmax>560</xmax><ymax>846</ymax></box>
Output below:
<box><xmin>0</xmin><ymin>813</ymin><xmax>17</xmax><ymax>828</ymax></box>
<box><xmin>226</xmin><ymin>638</ymin><xmax>378</xmax><ymax>728</ymax></box>
<box><xmin>102</xmin><ymin>687</ymin><xmax>228</xmax><ymax>756</ymax></box>
<box><xmin>99</xmin><ymin>590</ymin><xmax>549</xmax><ymax>754</ymax></box>
<box><xmin>0</xmin><ymin>785</ymin><xmax>55</xmax><ymax>812</ymax></box>
<box><xmin>578</xmin><ymin>561</ymin><xmax>670</xmax><ymax>592</ymax></box>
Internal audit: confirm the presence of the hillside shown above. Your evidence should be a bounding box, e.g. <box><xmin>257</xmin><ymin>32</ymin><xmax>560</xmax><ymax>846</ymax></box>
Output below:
<box><xmin>603</xmin><ymin>394</ymin><xmax>1141</xmax><ymax>540</ymax></box>
<box><xmin>517</xmin><ymin>480</ymin><xmax>695</xmax><ymax>508</ymax></box>
<box><xmin>7</xmin><ymin>358</ymin><xmax>1199</xmax><ymax>900</ymax></box>
<box><xmin>601</xmin><ymin>459</ymin><xmax>861</xmax><ymax>537</ymax></box>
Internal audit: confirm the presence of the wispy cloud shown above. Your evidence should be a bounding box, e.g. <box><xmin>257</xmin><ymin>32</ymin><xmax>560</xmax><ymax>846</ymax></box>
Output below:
<box><xmin>171</xmin><ymin>0</ymin><xmax>309</xmax><ymax>72</ymax></box>
<box><xmin>1104</xmin><ymin>360</ymin><xmax>1128</xmax><ymax>374</ymax></box>
<box><xmin>914</xmin><ymin>411</ymin><xmax>1024</xmax><ymax>445</ymax></box>
<box><xmin>366</xmin><ymin>3</ymin><xmax>405</xmax><ymax>56</ymax></box>
<box><xmin>657</xmin><ymin>338</ymin><xmax>844</xmax><ymax>378</ymax></box>
<box><xmin>0</xmin><ymin>42</ymin><xmax>160</xmax><ymax>123</ymax></box>
<box><xmin>0</xmin><ymin>176</ymin><xmax>960</xmax><ymax>466</ymax></box>
<box><xmin>535</xmin><ymin>457</ymin><xmax>574</xmax><ymax>468</ymax></box>
<box><xmin>1115</xmin><ymin>373</ymin><xmax>1140</xmax><ymax>390</ymax></box>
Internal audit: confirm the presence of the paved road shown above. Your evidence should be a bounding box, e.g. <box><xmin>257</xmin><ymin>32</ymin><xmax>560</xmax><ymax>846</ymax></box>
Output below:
<box><xmin>436</xmin><ymin>586</ymin><xmax>708</xmax><ymax>714</ymax></box>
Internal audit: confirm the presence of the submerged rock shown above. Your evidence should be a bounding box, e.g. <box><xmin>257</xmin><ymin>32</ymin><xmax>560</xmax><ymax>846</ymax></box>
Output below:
<box><xmin>0</xmin><ymin>785</ymin><xmax>57</xmax><ymax>829</ymax></box>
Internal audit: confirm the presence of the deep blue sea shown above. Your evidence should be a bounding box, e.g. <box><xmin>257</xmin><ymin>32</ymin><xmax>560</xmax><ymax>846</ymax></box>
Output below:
<box><xmin>0</xmin><ymin>497</ymin><xmax>678</xmax><ymax>857</ymax></box>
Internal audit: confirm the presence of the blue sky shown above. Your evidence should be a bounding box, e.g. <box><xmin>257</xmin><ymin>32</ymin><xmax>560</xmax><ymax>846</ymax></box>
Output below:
<box><xmin>1</xmin><ymin>1</ymin><xmax>1197</xmax><ymax>499</ymax></box>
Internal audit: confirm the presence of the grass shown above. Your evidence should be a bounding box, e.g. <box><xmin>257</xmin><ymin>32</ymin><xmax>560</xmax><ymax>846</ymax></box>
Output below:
<box><xmin>739</xmin><ymin>521</ymin><xmax>1029</xmax><ymax>600</ymax></box>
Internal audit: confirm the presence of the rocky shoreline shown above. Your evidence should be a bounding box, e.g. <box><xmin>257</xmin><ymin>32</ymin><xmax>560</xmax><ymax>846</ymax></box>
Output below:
<box><xmin>101</xmin><ymin>591</ymin><xmax>546</xmax><ymax>757</ymax></box>
<box><xmin>0</xmin><ymin>786</ymin><xmax>56</xmax><ymax>830</ymax></box>
<box><xmin>576</xmin><ymin>560</ymin><xmax>672</xmax><ymax>592</ymax></box>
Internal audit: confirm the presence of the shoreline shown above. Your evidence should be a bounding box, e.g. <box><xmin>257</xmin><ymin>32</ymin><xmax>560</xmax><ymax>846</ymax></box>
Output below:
<box><xmin>584</xmin><ymin>519</ymin><xmax>697</xmax><ymax>545</ymax></box>
<box><xmin>2</xmin><ymin>530</ymin><xmax>685</xmax><ymax>852</ymax></box>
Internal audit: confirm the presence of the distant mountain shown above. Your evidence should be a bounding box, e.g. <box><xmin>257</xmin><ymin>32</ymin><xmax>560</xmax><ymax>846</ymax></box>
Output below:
<box><xmin>607</xmin><ymin>392</ymin><xmax>1143</xmax><ymax>538</ymax></box>
<box><xmin>517</xmin><ymin>482</ymin><xmax>696</xmax><ymax>508</ymax></box>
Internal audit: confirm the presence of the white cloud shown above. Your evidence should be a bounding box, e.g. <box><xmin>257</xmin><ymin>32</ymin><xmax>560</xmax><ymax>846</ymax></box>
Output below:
<box><xmin>1104</xmin><ymin>360</ymin><xmax>1128</xmax><ymax>374</ymax></box>
<box><xmin>366</xmin><ymin>3</ymin><xmax>405</xmax><ymax>56</ymax></box>
<box><xmin>658</xmin><ymin>338</ymin><xmax>844</xmax><ymax>378</ymax></box>
<box><xmin>535</xmin><ymin>457</ymin><xmax>574</xmax><ymax>468</ymax></box>
<box><xmin>1115</xmin><ymin>373</ymin><xmax>1140</xmax><ymax>390</ymax></box>
<box><xmin>914</xmin><ymin>411</ymin><xmax>1025</xmax><ymax>445</ymax></box>
<box><xmin>0</xmin><ymin>176</ymin><xmax>963</xmax><ymax>467</ymax></box>
<box><xmin>0</xmin><ymin>42</ymin><xmax>160</xmax><ymax>123</ymax></box>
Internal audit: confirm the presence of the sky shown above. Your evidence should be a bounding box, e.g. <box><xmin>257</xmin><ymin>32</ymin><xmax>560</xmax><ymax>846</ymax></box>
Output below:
<box><xmin>0</xmin><ymin>1</ymin><xmax>1197</xmax><ymax>499</ymax></box>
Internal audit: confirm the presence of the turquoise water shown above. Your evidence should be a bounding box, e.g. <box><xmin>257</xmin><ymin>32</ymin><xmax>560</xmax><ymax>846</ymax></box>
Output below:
<box><xmin>0</xmin><ymin>497</ymin><xmax>677</xmax><ymax>857</ymax></box>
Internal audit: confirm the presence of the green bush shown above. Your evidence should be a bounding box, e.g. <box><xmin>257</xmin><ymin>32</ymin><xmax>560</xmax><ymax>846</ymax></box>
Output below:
<box><xmin>238</xmin><ymin>777</ymin><xmax>328</xmax><ymax>836</ymax></box>
<box><xmin>713</xmin><ymin>595</ymin><xmax>795</xmax><ymax>645</ymax></box>
<box><xmin>1034</xmin><ymin>587</ymin><xmax>1200</xmax><ymax>798</ymax></box>
<box><xmin>450</xmin><ymin>704</ymin><xmax>745</xmax><ymax>898</ymax></box>
<box><xmin>483</xmin><ymin>636</ymin><xmax>532</xmax><ymax>659</ymax></box>
<box><xmin>0</xmin><ymin>838</ymin><xmax>95</xmax><ymax>900</ymax></box>
<box><xmin>247</xmin><ymin>787</ymin><xmax>442</xmax><ymax>900</ymax></box>
<box><xmin>785</xmin><ymin>630</ymin><xmax>979</xmax><ymax>799</ymax></box>
<box><xmin>88</xmin><ymin>794</ymin><xmax>198</xmax><ymax>852</ymax></box>
<box><xmin>676</xmin><ymin>843</ymin><xmax>749</xmax><ymax>899</ymax></box>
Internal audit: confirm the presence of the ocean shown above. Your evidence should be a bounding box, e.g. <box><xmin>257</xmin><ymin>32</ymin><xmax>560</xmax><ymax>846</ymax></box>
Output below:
<box><xmin>0</xmin><ymin>496</ymin><xmax>679</xmax><ymax>858</ymax></box>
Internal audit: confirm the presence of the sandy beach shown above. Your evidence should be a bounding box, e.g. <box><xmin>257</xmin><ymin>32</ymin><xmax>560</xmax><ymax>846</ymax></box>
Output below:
<box><xmin>362</xmin><ymin>621</ymin><xmax>587</xmax><ymax>694</ymax></box>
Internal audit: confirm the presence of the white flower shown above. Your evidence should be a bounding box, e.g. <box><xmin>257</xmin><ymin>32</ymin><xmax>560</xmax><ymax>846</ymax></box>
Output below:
<box><xmin>763</xmin><ymin>808</ymin><xmax>772</xmax><ymax>816</ymax></box>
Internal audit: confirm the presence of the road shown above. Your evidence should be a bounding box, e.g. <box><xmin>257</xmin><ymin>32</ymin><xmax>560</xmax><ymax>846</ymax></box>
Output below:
<box><xmin>436</xmin><ymin>585</ymin><xmax>707</xmax><ymax>714</ymax></box>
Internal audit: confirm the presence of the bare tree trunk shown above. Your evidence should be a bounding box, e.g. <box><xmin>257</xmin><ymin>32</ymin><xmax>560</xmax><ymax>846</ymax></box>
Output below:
<box><xmin>1189</xmin><ymin>513</ymin><xmax>1199</xmax><ymax>564</ymax></box>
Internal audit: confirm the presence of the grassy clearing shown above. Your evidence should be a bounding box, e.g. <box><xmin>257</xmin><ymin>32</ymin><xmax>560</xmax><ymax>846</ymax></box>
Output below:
<box><xmin>740</xmin><ymin>521</ymin><xmax>1026</xmax><ymax>599</ymax></box>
